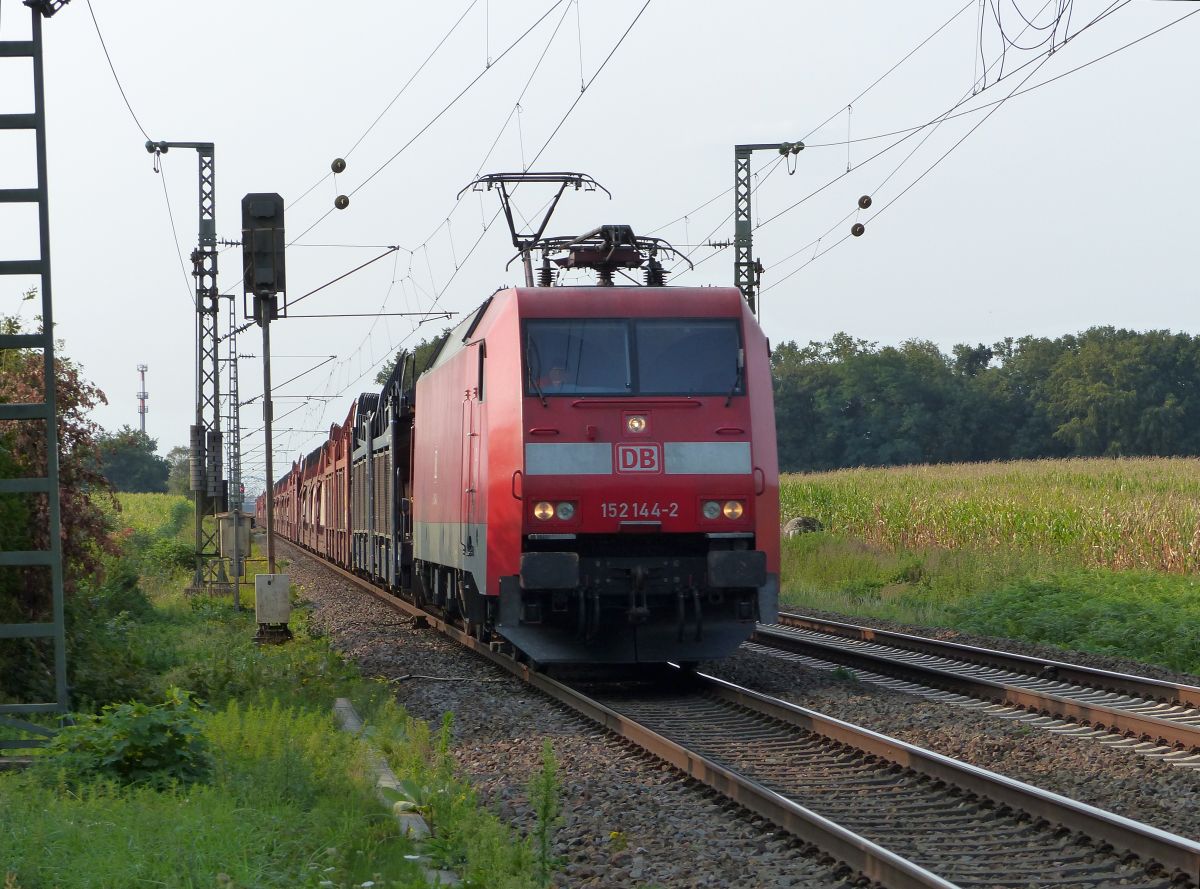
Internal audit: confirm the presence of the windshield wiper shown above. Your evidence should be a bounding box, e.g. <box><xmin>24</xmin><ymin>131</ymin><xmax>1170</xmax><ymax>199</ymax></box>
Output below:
<box><xmin>724</xmin><ymin>360</ymin><xmax>743</xmax><ymax>408</ymax></box>
<box><xmin>527</xmin><ymin>341</ymin><xmax>548</xmax><ymax>408</ymax></box>
<box><xmin>529</xmin><ymin>370</ymin><xmax>548</xmax><ymax>407</ymax></box>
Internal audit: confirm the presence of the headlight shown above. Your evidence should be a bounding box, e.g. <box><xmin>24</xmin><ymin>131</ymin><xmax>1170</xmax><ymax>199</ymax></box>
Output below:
<box><xmin>556</xmin><ymin>501</ymin><xmax>576</xmax><ymax>520</ymax></box>
<box><xmin>702</xmin><ymin>500</ymin><xmax>721</xmax><ymax>520</ymax></box>
<box><xmin>722</xmin><ymin>500</ymin><xmax>744</xmax><ymax>520</ymax></box>
<box><xmin>626</xmin><ymin>415</ymin><xmax>647</xmax><ymax>433</ymax></box>
<box><xmin>533</xmin><ymin>501</ymin><xmax>555</xmax><ymax>521</ymax></box>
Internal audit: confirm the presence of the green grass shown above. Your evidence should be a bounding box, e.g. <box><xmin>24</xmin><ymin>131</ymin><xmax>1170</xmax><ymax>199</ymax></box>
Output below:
<box><xmin>4</xmin><ymin>702</ymin><xmax>422</xmax><ymax>889</ymax></box>
<box><xmin>2</xmin><ymin>493</ymin><xmax>549</xmax><ymax>889</ymax></box>
<box><xmin>781</xmin><ymin>534</ymin><xmax>1200</xmax><ymax>673</ymax></box>
<box><xmin>779</xmin><ymin>458</ymin><xmax>1200</xmax><ymax>674</ymax></box>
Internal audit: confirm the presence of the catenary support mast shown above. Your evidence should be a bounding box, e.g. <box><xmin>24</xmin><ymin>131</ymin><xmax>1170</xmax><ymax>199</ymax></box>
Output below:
<box><xmin>146</xmin><ymin>140</ymin><xmax>224</xmax><ymax>592</ymax></box>
<box><xmin>733</xmin><ymin>141</ymin><xmax>803</xmax><ymax>319</ymax></box>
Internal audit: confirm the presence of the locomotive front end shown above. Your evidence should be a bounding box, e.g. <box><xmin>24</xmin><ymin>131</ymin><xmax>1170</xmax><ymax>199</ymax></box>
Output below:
<box><xmin>498</xmin><ymin>286</ymin><xmax>779</xmax><ymax>665</ymax></box>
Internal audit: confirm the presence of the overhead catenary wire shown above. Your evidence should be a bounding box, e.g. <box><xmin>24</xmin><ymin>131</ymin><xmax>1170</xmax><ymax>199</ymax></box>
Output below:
<box><xmin>760</xmin><ymin>1</ymin><xmax>1198</xmax><ymax>294</ymax></box>
<box><xmin>523</xmin><ymin>0</ymin><xmax>653</xmax><ymax>169</ymax></box>
<box><xmin>83</xmin><ymin>0</ymin><xmax>197</xmax><ymax>308</ymax></box>
<box><xmin>647</xmin><ymin>0</ymin><xmax>977</xmax><ymax>240</ymax></box>
<box><xmin>269</xmin><ymin>0</ymin><xmax>657</xmax><ymax>473</ymax></box>
<box><xmin>288</xmin><ymin>0</ymin><xmax>483</xmax><ymax>213</ymax></box>
<box><xmin>84</xmin><ymin>0</ymin><xmax>149</xmax><ymax>141</ymax></box>
<box><xmin>656</xmin><ymin>0</ymin><xmax>1088</xmax><ymax>282</ymax></box>
<box><xmin>155</xmin><ymin>160</ymin><xmax>198</xmax><ymax>308</ymax></box>
<box><xmin>288</xmin><ymin>0</ymin><xmax>569</xmax><ymax>247</ymax></box>
<box><xmin>754</xmin><ymin>0</ymin><xmax>1136</xmax><ymax>235</ymax></box>
<box><xmin>287</xmin><ymin>2</ymin><xmax>652</xmax><ymax>436</ymax></box>
<box><xmin>805</xmin><ymin>1</ymin><xmax>1197</xmax><ymax>151</ymax></box>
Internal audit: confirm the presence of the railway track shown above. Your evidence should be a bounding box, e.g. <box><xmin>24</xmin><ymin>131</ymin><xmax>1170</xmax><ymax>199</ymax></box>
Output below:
<box><xmin>290</xmin><ymin>546</ymin><xmax>1200</xmax><ymax>889</ymax></box>
<box><xmin>752</xmin><ymin>614</ymin><xmax>1200</xmax><ymax>763</ymax></box>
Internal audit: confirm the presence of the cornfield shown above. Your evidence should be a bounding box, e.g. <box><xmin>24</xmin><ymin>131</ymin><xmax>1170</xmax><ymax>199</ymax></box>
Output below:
<box><xmin>781</xmin><ymin>458</ymin><xmax>1200</xmax><ymax>574</ymax></box>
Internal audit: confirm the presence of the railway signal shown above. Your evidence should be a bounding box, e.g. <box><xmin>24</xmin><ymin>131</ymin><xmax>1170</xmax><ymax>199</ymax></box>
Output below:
<box><xmin>241</xmin><ymin>193</ymin><xmax>291</xmax><ymax>642</ymax></box>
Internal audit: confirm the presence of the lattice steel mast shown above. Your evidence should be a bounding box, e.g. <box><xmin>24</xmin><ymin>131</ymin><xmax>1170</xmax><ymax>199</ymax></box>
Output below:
<box><xmin>145</xmin><ymin>140</ymin><xmax>224</xmax><ymax>592</ymax></box>
<box><xmin>733</xmin><ymin>141</ymin><xmax>803</xmax><ymax>318</ymax></box>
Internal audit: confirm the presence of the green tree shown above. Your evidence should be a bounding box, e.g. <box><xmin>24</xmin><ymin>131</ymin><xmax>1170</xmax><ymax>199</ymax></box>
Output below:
<box><xmin>770</xmin><ymin>327</ymin><xmax>1200</xmax><ymax>471</ymax></box>
<box><xmin>772</xmin><ymin>334</ymin><xmax>991</xmax><ymax>471</ymax></box>
<box><xmin>1041</xmin><ymin>328</ymin><xmax>1200</xmax><ymax>456</ymax></box>
<box><xmin>95</xmin><ymin>426</ymin><xmax>169</xmax><ymax>493</ymax></box>
<box><xmin>165</xmin><ymin>444</ymin><xmax>190</xmax><ymax>496</ymax></box>
<box><xmin>1</xmin><ymin>312</ymin><xmax>118</xmax><ymax>704</ymax></box>
<box><xmin>374</xmin><ymin>328</ymin><xmax>453</xmax><ymax>386</ymax></box>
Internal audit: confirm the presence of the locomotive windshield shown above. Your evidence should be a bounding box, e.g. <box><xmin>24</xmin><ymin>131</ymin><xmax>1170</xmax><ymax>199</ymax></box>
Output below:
<box><xmin>525</xmin><ymin>318</ymin><xmax>743</xmax><ymax>396</ymax></box>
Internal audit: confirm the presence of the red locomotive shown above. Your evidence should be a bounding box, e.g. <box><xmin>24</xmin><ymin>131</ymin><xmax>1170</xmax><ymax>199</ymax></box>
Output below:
<box><xmin>260</xmin><ymin>210</ymin><xmax>779</xmax><ymax>666</ymax></box>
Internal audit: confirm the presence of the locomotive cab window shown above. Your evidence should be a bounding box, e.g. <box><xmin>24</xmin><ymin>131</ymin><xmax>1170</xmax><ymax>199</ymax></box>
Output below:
<box><xmin>525</xmin><ymin>320</ymin><xmax>631</xmax><ymax>395</ymax></box>
<box><xmin>635</xmin><ymin>319</ymin><xmax>743</xmax><ymax>396</ymax></box>
<box><xmin>524</xmin><ymin>318</ymin><xmax>743</xmax><ymax>397</ymax></box>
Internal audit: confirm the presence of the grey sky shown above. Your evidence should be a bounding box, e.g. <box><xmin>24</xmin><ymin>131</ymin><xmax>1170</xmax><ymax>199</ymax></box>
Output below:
<box><xmin>1</xmin><ymin>1</ymin><xmax>1195</xmax><ymax>493</ymax></box>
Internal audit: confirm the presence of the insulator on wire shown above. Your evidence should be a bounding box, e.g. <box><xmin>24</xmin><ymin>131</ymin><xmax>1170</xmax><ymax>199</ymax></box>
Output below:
<box><xmin>851</xmin><ymin>222</ymin><xmax>866</xmax><ymax>237</ymax></box>
<box><xmin>334</xmin><ymin>195</ymin><xmax>350</xmax><ymax>210</ymax></box>
<box><xmin>537</xmin><ymin>255</ymin><xmax>555</xmax><ymax>287</ymax></box>
<box><xmin>331</xmin><ymin>158</ymin><xmax>346</xmax><ymax>174</ymax></box>
<box><xmin>858</xmin><ymin>195</ymin><xmax>872</xmax><ymax>209</ymax></box>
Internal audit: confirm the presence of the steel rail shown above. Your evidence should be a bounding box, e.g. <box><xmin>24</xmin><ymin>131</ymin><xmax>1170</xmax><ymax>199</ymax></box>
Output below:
<box><xmin>697</xmin><ymin>672</ymin><xmax>1200</xmax><ymax>882</ymax></box>
<box><xmin>754</xmin><ymin>623</ymin><xmax>1200</xmax><ymax>751</ymax></box>
<box><xmin>286</xmin><ymin>544</ymin><xmax>953</xmax><ymax>889</ymax></box>
<box><xmin>775</xmin><ymin>613</ymin><xmax>1200</xmax><ymax>707</ymax></box>
<box><xmin>282</xmin><ymin>544</ymin><xmax>1200</xmax><ymax>885</ymax></box>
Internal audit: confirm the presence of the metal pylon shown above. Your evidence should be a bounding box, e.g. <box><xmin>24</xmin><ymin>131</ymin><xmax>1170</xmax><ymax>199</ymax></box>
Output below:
<box><xmin>147</xmin><ymin>140</ymin><xmax>223</xmax><ymax>591</ymax></box>
<box><xmin>226</xmin><ymin>298</ymin><xmax>241</xmax><ymax>518</ymax></box>
<box><xmin>0</xmin><ymin>1</ymin><xmax>71</xmax><ymax>757</ymax></box>
<box><xmin>224</xmin><ymin>294</ymin><xmax>244</xmax><ymax>601</ymax></box>
<box><xmin>733</xmin><ymin>141</ymin><xmax>803</xmax><ymax>319</ymax></box>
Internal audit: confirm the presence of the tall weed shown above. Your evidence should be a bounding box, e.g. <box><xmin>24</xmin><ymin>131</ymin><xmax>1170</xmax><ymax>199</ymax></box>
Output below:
<box><xmin>782</xmin><ymin>457</ymin><xmax>1200</xmax><ymax>573</ymax></box>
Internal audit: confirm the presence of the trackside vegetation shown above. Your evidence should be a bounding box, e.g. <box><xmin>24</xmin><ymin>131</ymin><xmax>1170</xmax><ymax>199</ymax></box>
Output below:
<box><xmin>1</xmin><ymin>493</ymin><xmax>556</xmax><ymax>889</ymax></box>
<box><xmin>780</xmin><ymin>458</ymin><xmax>1200</xmax><ymax>674</ymax></box>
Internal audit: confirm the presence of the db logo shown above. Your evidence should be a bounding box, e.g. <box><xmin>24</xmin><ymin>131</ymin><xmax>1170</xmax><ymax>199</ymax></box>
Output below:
<box><xmin>616</xmin><ymin>443</ymin><xmax>661</xmax><ymax>473</ymax></box>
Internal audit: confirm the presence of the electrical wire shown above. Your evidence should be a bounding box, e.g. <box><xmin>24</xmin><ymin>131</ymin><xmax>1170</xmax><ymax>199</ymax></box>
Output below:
<box><xmin>647</xmin><ymin>1</ymin><xmax>976</xmax><ymax>240</ymax></box>
<box><xmin>805</xmin><ymin>6</ymin><xmax>1184</xmax><ymax>151</ymax></box>
<box><xmin>273</xmin><ymin>0</ymin><xmax>655</xmax><ymax>467</ymax></box>
<box><xmin>761</xmin><ymin>0</ymin><xmax>1196</xmax><ymax>293</ymax></box>
<box><xmin>524</xmin><ymin>0</ymin><xmax>653</xmax><ymax>169</ymax></box>
<box><xmin>288</xmin><ymin>0</ymin><xmax>567</xmax><ymax>247</ymax></box>
<box><xmin>475</xmin><ymin>0</ymin><xmax>576</xmax><ymax>175</ymax></box>
<box><xmin>84</xmin><ymin>0</ymin><xmax>197</xmax><ymax>310</ymax></box>
<box><xmin>287</xmin><ymin>247</ymin><xmax>402</xmax><ymax>309</ymax></box>
<box><xmin>802</xmin><ymin>0</ymin><xmax>978</xmax><ymax>144</ymax></box>
<box><xmin>755</xmin><ymin>0</ymin><xmax>1133</xmax><ymax>234</ymax></box>
<box><xmin>84</xmin><ymin>0</ymin><xmax>149</xmax><ymax>140</ymax></box>
<box><xmin>155</xmin><ymin>160</ymin><xmax>197</xmax><ymax>308</ymax></box>
<box><xmin>288</xmin><ymin>0</ymin><xmax>482</xmax><ymax>213</ymax></box>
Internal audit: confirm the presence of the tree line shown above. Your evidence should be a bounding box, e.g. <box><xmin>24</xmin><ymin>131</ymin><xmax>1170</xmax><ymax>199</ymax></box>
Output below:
<box><xmin>93</xmin><ymin>324</ymin><xmax>1200</xmax><ymax>491</ymax></box>
<box><xmin>772</xmin><ymin>327</ymin><xmax>1200</xmax><ymax>473</ymax></box>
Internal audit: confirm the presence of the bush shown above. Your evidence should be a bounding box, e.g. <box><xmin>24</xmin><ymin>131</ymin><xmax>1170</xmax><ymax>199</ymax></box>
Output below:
<box><xmin>65</xmin><ymin>557</ymin><xmax>158</xmax><ymax>708</ymax></box>
<box><xmin>42</xmin><ymin>687</ymin><xmax>212</xmax><ymax>789</ymax></box>
<box><xmin>142</xmin><ymin>537</ymin><xmax>194</xmax><ymax>575</ymax></box>
<box><xmin>956</xmin><ymin>571</ymin><xmax>1200</xmax><ymax>673</ymax></box>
